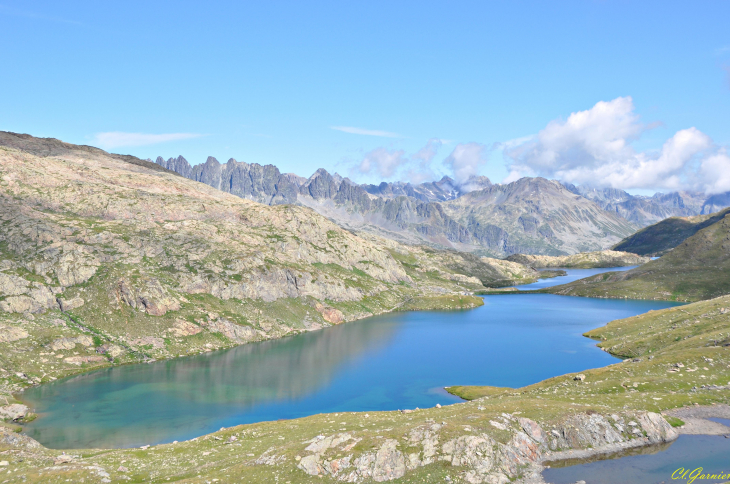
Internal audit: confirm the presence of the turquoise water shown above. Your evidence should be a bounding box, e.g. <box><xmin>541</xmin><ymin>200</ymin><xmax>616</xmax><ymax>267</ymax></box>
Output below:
<box><xmin>543</xmin><ymin>435</ymin><xmax>730</xmax><ymax>484</ymax></box>
<box><xmin>21</xmin><ymin>269</ymin><xmax>679</xmax><ymax>449</ymax></box>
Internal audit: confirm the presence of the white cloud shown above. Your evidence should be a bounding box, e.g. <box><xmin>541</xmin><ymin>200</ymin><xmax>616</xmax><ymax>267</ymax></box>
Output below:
<box><xmin>699</xmin><ymin>148</ymin><xmax>730</xmax><ymax>195</ymax></box>
<box><xmin>504</xmin><ymin>97</ymin><xmax>725</xmax><ymax>193</ymax></box>
<box><xmin>331</xmin><ymin>126</ymin><xmax>402</xmax><ymax>138</ymax></box>
<box><xmin>407</xmin><ymin>138</ymin><xmax>442</xmax><ymax>183</ymax></box>
<box><xmin>94</xmin><ymin>132</ymin><xmax>202</xmax><ymax>149</ymax></box>
<box><xmin>443</xmin><ymin>143</ymin><xmax>488</xmax><ymax>184</ymax></box>
<box><xmin>358</xmin><ymin>147</ymin><xmax>408</xmax><ymax>178</ymax></box>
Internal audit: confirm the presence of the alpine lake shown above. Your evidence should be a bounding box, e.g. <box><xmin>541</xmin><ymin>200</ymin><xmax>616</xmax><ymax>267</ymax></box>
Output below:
<box><xmin>21</xmin><ymin>266</ymin><xmax>687</xmax><ymax>453</ymax></box>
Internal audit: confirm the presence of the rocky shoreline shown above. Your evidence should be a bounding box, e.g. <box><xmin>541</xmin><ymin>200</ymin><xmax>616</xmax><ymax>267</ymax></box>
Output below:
<box><xmin>522</xmin><ymin>405</ymin><xmax>730</xmax><ymax>484</ymax></box>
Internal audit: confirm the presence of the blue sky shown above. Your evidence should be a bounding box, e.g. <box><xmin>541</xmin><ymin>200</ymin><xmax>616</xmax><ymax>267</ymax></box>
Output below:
<box><xmin>1</xmin><ymin>1</ymin><xmax>729</xmax><ymax>192</ymax></box>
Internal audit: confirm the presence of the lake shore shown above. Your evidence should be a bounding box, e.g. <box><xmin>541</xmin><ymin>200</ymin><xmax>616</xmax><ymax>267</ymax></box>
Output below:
<box><xmin>2</xmin><ymin>285</ymin><xmax>729</xmax><ymax>483</ymax></box>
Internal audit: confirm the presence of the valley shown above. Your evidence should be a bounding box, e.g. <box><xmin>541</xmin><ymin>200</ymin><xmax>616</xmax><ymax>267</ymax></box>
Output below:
<box><xmin>0</xmin><ymin>132</ymin><xmax>728</xmax><ymax>483</ymax></box>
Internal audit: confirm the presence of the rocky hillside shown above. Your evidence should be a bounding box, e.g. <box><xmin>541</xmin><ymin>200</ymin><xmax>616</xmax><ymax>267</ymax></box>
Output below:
<box><xmin>0</xmin><ymin>132</ymin><xmax>546</xmax><ymax>400</ymax></box>
<box><xmin>613</xmin><ymin>207</ymin><xmax>730</xmax><ymax>256</ymax></box>
<box><xmin>547</xmin><ymin>209</ymin><xmax>730</xmax><ymax>301</ymax></box>
<box><xmin>441</xmin><ymin>178</ymin><xmax>638</xmax><ymax>256</ymax></box>
<box><xmin>506</xmin><ymin>250</ymin><xmax>651</xmax><ymax>269</ymax></box>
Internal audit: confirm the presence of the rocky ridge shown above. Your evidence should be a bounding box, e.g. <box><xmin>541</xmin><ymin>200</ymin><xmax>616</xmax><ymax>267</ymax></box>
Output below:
<box><xmin>506</xmin><ymin>250</ymin><xmax>651</xmax><ymax>269</ymax></box>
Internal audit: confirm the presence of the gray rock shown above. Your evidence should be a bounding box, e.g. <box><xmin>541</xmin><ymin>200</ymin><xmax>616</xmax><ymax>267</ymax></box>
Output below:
<box><xmin>0</xmin><ymin>404</ymin><xmax>29</xmax><ymax>421</ymax></box>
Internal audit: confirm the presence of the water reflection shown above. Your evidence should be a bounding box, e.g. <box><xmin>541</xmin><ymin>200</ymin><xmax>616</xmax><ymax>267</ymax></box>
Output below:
<box><xmin>22</xmin><ymin>287</ymin><xmax>681</xmax><ymax>450</ymax></box>
<box><xmin>543</xmin><ymin>435</ymin><xmax>730</xmax><ymax>484</ymax></box>
<box><xmin>22</xmin><ymin>316</ymin><xmax>398</xmax><ymax>449</ymax></box>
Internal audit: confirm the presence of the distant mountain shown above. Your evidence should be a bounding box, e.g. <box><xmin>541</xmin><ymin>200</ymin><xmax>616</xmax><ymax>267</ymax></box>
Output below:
<box><xmin>440</xmin><ymin>178</ymin><xmax>637</xmax><ymax>256</ymax></box>
<box><xmin>362</xmin><ymin>175</ymin><xmax>491</xmax><ymax>202</ymax></box>
<box><xmin>561</xmin><ymin>183</ymin><xmax>718</xmax><ymax>226</ymax></box>
<box><xmin>153</xmin><ymin>155</ymin><xmax>730</xmax><ymax>257</ymax></box>
<box><xmin>155</xmin><ymin>156</ymin><xmax>301</xmax><ymax>205</ymax></box>
<box><xmin>153</xmin><ymin>156</ymin><xmax>636</xmax><ymax>256</ymax></box>
<box><xmin>613</xmin><ymin>207</ymin><xmax>730</xmax><ymax>256</ymax></box>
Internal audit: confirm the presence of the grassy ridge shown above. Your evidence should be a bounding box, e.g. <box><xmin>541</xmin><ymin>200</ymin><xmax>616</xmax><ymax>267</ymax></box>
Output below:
<box><xmin>614</xmin><ymin>208</ymin><xmax>730</xmax><ymax>256</ymax></box>
<box><xmin>547</xmin><ymin>210</ymin><xmax>730</xmax><ymax>302</ymax></box>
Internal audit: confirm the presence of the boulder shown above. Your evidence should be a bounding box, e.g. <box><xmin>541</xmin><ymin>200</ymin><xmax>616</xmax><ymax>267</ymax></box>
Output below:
<box><xmin>0</xmin><ymin>324</ymin><xmax>29</xmax><ymax>343</ymax></box>
<box><xmin>57</xmin><ymin>297</ymin><xmax>84</xmax><ymax>311</ymax></box>
<box><xmin>49</xmin><ymin>335</ymin><xmax>94</xmax><ymax>351</ymax></box>
<box><xmin>0</xmin><ymin>404</ymin><xmax>29</xmax><ymax>421</ymax></box>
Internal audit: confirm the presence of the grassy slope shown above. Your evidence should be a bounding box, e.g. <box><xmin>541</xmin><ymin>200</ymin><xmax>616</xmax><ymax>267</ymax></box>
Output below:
<box><xmin>4</xmin><ymin>296</ymin><xmax>729</xmax><ymax>483</ymax></box>
<box><xmin>613</xmin><ymin>208</ymin><xmax>730</xmax><ymax>256</ymax></box>
<box><xmin>545</xmin><ymin>210</ymin><xmax>730</xmax><ymax>302</ymax></box>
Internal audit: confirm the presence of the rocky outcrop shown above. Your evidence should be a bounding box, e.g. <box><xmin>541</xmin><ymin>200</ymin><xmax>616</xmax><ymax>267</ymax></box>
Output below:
<box><xmin>49</xmin><ymin>335</ymin><xmax>93</xmax><ymax>351</ymax></box>
<box><xmin>0</xmin><ymin>404</ymin><xmax>29</xmax><ymax>421</ymax></box>
<box><xmin>292</xmin><ymin>411</ymin><xmax>676</xmax><ymax>482</ymax></box>
<box><xmin>204</xmin><ymin>318</ymin><xmax>256</xmax><ymax>343</ymax></box>
<box><xmin>64</xmin><ymin>355</ymin><xmax>107</xmax><ymax>366</ymax></box>
<box><xmin>116</xmin><ymin>278</ymin><xmax>181</xmax><ymax>316</ymax></box>
<box><xmin>166</xmin><ymin>319</ymin><xmax>203</xmax><ymax>337</ymax></box>
<box><xmin>0</xmin><ymin>324</ymin><xmax>29</xmax><ymax>342</ymax></box>
<box><xmin>155</xmin><ymin>155</ymin><xmax>301</xmax><ymax>205</ymax></box>
<box><xmin>315</xmin><ymin>303</ymin><xmax>344</xmax><ymax>324</ymax></box>
<box><xmin>95</xmin><ymin>343</ymin><xmax>125</xmax><ymax>358</ymax></box>
<box><xmin>57</xmin><ymin>296</ymin><xmax>84</xmax><ymax>311</ymax></box>
<box><xmin>506</xmin><ymin>250</ymin><xmax>650</xmax><ymax>269</ymax></box>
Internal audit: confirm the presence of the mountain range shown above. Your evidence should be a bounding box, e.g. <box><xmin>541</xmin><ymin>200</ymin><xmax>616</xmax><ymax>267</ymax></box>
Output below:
<box><xmin>153</xmin><ymin>155</ymin><xmax>730</xmax><ymax>257</ymax></box>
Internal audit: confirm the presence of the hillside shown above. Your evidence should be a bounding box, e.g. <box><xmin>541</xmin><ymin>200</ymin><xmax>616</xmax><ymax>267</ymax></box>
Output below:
<box><xmin>613</xmin><ymin>207</ymin><xmax>730</xmax><ymax>256</ymax></box>
<box><xmin>547</xmin><ymin>209</ymin><xmax>730</xmax><ymax>301</ymax></box>
<box><xmin>441</xmin><ymin>178</ymin><xmax>638</xmax><ymax>256</ymax></box>
<box><xmin>0</xmin><ymin>132</ymin><xmax>543</xmax><ymax>400</ymax></box>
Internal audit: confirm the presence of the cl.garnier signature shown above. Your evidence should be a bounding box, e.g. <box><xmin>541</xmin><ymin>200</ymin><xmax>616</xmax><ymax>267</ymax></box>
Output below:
<box><xmin>673</xmin><ymin>467</ymin><xmax>730</xmax><ymax>483</ymax></box>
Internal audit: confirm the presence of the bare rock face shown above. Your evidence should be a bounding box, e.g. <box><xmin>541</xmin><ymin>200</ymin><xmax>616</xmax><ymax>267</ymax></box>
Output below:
<box><xmin>0</xmin><ymin>284</ymin><xmax>59</xmax><ymax>314</ymax></box>
<box><xmin>369</xmin><ymin>439</ymin><xmax>406</xmax><ymax>482</ymax></box>
<box><xmin>292</xmin><ymin>411</ymin><xmax>678</xmax><ymax>483</ymax></box>
<box><xmin>0</xmin><ymin>324</ymin><xmax>29</xmax><ymax>343</ymax></box>
<box><xmin>315</xmin><ymin>303</ymin><xmax>344</xmax><ymax>324</ymax></box>
<box><xmin>167</xmin><ymin>319</ymin><xmax>203</xmax><ymax>337</ymax></box>
<box><xmin>57</xmin><ymin>296</ymin><xmax>84</xmax><ymax>311</ymax></box>
<box><xmin>96</xmin><ymin>343</ymin><xmax>125</xmax><ymax>358</ymax></box>
<box><xmin>0</xmin><ymin>272</ymin><xmax>29</xmax><ymax>296</ymax></box>
<box><xmin>204</xmin><ymin>318</ymin><xmax>256</xmax><ymax>343</ymax></box>
<box><xmin>0</xmin><ymin>404</ymin><xmax>29</xmax><ymax>421</ymax></box>
<box><xmin>116</xmin><ymin>278</ymin><xmax>180</xmax><ymax>316</ymax></box>
<box><xmin>49</xmin><ymin>335</ymin><xmax>94</xmax><ymax>351</ymax></box>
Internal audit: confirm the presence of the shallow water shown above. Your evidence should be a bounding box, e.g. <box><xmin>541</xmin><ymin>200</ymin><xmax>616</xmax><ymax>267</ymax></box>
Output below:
<box><xmin>21</xmin><ymin>270</ymin><xmax>678</xmax><ymax>449</ymax></box>
<box><xmin>543</xmin><ymin>435</ymin><xmax>730</xmax><ymax>484</ymax></box>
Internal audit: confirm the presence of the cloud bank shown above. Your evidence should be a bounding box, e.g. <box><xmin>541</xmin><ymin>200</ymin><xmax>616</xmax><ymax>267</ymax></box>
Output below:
<box><xmin>94</xmin><ymin>132</ymin><xmax>202</xmax><ymax>149</ymax></box>
<box><xmin>355</xmin><ymin>138</ymin><xmax>489</xmax><ymax>185</ymax></box>
<box><xmin>504</xmin><ymin>97</ymin><xmax>730</xmax><ymax>194</ymax></box>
